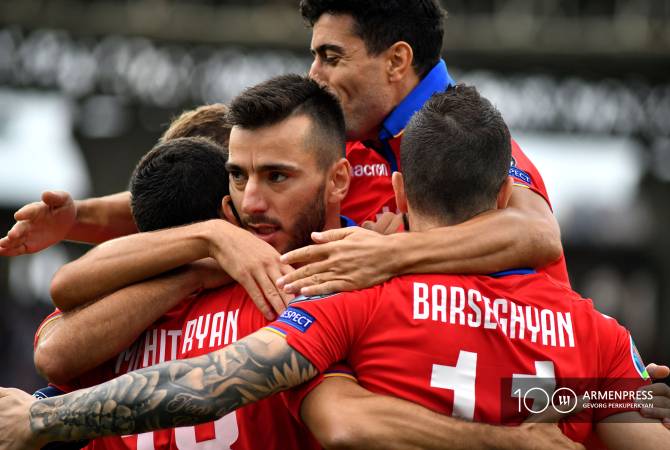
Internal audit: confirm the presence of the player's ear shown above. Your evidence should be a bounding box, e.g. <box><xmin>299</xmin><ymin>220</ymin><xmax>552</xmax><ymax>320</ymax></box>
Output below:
<box><xmin>386</xmin><ymin>41</ymin><xmax>413</xmax><ymax>83</ymax></box>
<box><xmin>392</xmin><ymin>171</ymin><xmax>408</xmax><ymax>213</ymax></box>
<box><xmin>221</xmin><ymin>195</ymin><xmax>241</xmax><ymax>226</ymax></box>
<box><xmin>496</xmin><ymin>176</ymin><xmax>514</xmax><ymax>209</ymax></box>
<box><xmin>327</xmin><ymin>158</ymin><xmax>351</xmax><ymax>205</ymax></box>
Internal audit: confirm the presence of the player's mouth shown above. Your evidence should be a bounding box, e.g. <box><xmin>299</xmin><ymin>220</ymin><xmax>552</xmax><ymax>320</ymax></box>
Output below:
<box><xmin>246</xmin><ymin>224</ymin><xmax>281</xmax><ymax>243</ymax></box>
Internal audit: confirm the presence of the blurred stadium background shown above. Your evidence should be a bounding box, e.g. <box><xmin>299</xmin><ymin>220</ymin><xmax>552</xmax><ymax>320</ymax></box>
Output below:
<box><xmin>0</xmin><ymin>0</ymin><xmax>669</xmax><ymax>392</ymax></box>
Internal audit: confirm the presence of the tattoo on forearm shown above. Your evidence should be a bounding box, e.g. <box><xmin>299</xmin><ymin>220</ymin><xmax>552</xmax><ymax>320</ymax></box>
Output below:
<box><xmin>29</xmin><ymin>332</ymin><xmax>317</xmax><ymax>441</ymax></box>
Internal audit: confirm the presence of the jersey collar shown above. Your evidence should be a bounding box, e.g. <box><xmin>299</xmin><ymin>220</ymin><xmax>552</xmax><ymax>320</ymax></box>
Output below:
<box><xmin>378</xmin><ymin>59</ymin><xmax>455</xmax><ymax>142</ymax></box>
<box><xmin>340</xmin><ymin>215</ymin><xmax>357</xmax><ymax>228</ymax></box>
<box><xmin>488</xmin><ymin>268</ymin><xmax>537</xmax><ymax>278</ymax></box>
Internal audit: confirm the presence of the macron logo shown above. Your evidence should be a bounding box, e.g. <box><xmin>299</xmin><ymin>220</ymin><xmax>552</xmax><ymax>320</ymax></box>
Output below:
<box><xmin>278</xmin><ymin>307</ymin><xmax>315</xmax><ymax>333</ymax></box>
<box><xmin>353</xmin><ymin>164</ymin><xmax>389</xmax><ymax>177</ymax></box>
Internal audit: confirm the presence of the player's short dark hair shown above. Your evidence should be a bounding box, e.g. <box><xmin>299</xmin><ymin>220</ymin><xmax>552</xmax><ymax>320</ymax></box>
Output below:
<box><xmin>228</xmin><ymin>74</ymin><xmax>345</xmax><ymax>170</ymax></box>
<box><xmin>401</xmin><ymin>85</ymin><xmax>512</xmax><ymax>224</ymax></box>
<box><xmin>129</xmin><ymin>137</ymin><xmax>229</xmax><ymax>232</ymax></box>
<box><xmin>160</xmin><ymin>103</ymin><xmax>231</xmax><ymax>150</ymax></box>
<box><xmin>300</xmin><ymin>0</ymin><xmax>445</xmax><ymax>77</ymax></box>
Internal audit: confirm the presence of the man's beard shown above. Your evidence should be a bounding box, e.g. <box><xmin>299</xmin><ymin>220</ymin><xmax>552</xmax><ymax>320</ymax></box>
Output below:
<box><xmin>284</xmin><ymin>184</ymin><xmax>326</xmax><ymax>253</ymax></box>
<box><xmin>239</xmin><ymin>184</ymin><xmax>327</xmax><ymax>254</ymax></box>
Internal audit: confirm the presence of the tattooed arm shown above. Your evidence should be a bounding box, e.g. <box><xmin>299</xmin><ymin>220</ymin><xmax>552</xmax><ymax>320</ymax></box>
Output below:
<box><xmin>0</xmin><ymin>329</ymin><xmax>316</xmax><ymax>449</ymax></box>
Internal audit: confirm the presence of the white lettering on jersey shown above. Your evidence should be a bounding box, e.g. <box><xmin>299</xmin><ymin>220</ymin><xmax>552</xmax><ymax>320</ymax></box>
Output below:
<box><xmin>352</xmin><ymin>164</ymin><xmax>389</xmax><ymax>177</ymax></box>
<box><xmin>182</xmin><ymin>309</ymin><xmax>241</xmax><ymax>354</ymax></box>
<box><xmin>115</xmin><ymin>328</ymin><xmax>183</xmax><ymax>375</ymax></box>
<box><xmin>412</xmin><ymin>282</ymin><xmax>575</xmax><ymax>348</ymax></box>
<box><xmin>143</xmin><ymin>329</ymin><xmax>159</xmax><ymax>367</ymax></box>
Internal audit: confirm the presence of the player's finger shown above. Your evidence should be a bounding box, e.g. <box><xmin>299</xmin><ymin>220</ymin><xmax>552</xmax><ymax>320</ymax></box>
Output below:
<box><xmin>639</xmin><ymin>406</ymin><xmax>670</xmax><ymax>421</ymax></box>
<box><xmin>284</xmin><ymin>272</ymin><xmax>330</xmax><ymax>295</ymax></box>
<box><xmin>300</xmin><ymin>280</ymin><xmax>345</xmax><ymax>297</ymax></box>
<box><xmin>639</xmin><ymin>382</ymin><xmax>670</xmax><ymax>399</ymax></box>
<box><xmin>6</xmin><ymin>221</ymin><xmax>29</xmax><ymax>240</ymax></box>
<box><xmin>0</xmin><ymin>244</ymin><xmax>27</xmax><ymax>257</ymax></box>
<box><xmin>266</xmin><ymin>266</ymin><xmax>293</xmax><ymax>309</ymax></box>
<box><xmin>41</xmin><ymin>190</ymin><xmax>70</xmax><ymax>207</ymax></box>
<box><xmin>361</xmin><ymin>220</ymin><xmax>375</xmax><ymax>230</ymax></box>
<box><xmin>664</xmin><ymin>418</ymin><xmax>670</xmax><ymax>429</ymax></box>
<box><xmin>252</xmin><ymin>268</ymin><xmax>286</xmax><ymax>318</ymax></box>
<box><xmin>310</xmin><ymin>227</ymin><xmax>358</xmax><ymax>244</ymax></box>
<box><xmin>279</xmin><ymin>263</ymin><xmax>295</xmax><ymax>277</ymax></box>
<box><xmin>13</xmin><ymin>202</ymin><xmax>43</xmax><ymax>221</ymax></box>
<box><xmin>376</xmin><ymin>212</ymin><xmax>397</xmax><ymax>230</ymax></box>
<box><xmin>646</xmin><ymin>363</ymin><xmax>670</xmax><ymax>380</ymax></box>
<box><xmin>278</xmin><ymin>260</ymin><xmax>332</xmax><ymax>292</ymax></box>
<box><xmin>281</xmin><ymin>243</ymin><xmax>330</xmax><ymax>266</ymax></box>
<box><xmin>238</xmin><ymin>273</ymin><xmax>274</xmax><ymax>321</ymax></box>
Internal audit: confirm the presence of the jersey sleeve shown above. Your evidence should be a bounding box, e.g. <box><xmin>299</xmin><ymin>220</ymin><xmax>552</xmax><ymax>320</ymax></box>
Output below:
<box><xmin>593</xmin><ymin>312</ymin><xmax>651</xmax><ymax>422</ymax></box>
<box><xmin>265</xmin><ymin>288</ymin><xmax>378</xmax><ymax>373</ymax></box>
<box><xmin>281</xmin><ymin>362</ymin><xmax>357</xmax><ymax>425</ymax></box>
<box><xmin>33</xmin><ymin>308</ymin><xmax>62</xmax><ymax>350</ymax></box>
<box><xmin>510</xmin><ymin>139</ymin><xmax>552</xmax><ymax>210</ymax></box>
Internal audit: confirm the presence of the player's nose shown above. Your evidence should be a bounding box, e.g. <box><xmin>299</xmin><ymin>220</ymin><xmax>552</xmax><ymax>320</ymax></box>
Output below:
<box><xmin>240</xmin><ymin>179</ymin><xmax>269</xmax><ymax>215</ymax></box>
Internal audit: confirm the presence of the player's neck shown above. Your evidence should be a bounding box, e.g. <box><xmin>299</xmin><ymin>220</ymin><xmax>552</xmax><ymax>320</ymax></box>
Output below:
<box><xmin>323</xmin><ymin>208</ymin><xmax>342</xmax><ymax>231</ymax></box>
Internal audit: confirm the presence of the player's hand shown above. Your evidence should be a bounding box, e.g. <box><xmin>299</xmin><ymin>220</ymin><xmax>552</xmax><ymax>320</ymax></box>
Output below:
<box><xmin>0</xmin><ymin>387</ymin><xmax>43</xmax><ymax>450</ymax></box>
<box><xmin>187</xmin><ymin>258</ymin><xmax>233</xmax><ymax>292</ymax></box>
<box><xmin>0</xmin><ymin>191</ymin><xmax>76</xmax><ymax>257</ymax></box>
<box><xmin>516</xmin><ymin>398</ymin><xmax>585</xmax><ymax>450</ymax></box>
<box><xmin>278</xmin><ymin>227</ymin><xmax>396</xmax><ymax>296</ymax></box>
<box><xmin>207</xmin><ymin>221</ymin><xmax>294</xmax><ymax>320</ymax></box>
<box><xmin>638</xmin><ymin>363</ymin><xmax>670</xmax><ymax>428</ymax></box>
<box><xmin>361</xmin><ymin>212</ymin><xmax>405</xmax><ymax>235</ymax></box>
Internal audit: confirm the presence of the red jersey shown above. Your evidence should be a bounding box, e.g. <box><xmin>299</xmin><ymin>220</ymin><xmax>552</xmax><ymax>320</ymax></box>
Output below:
<box><xmin>34</xmin><ymin>299</ymin><xmax>195</xmax><ymax>450</ymax></box>
<box><xmin>270</xmin><ymin>272</ymin><xmax>650</xmax><ymax>444</ymax></box>
<box><xmin>177</xmin><ymin>284</ymin><xmax>320</xmax><ymax>450</ymax></box>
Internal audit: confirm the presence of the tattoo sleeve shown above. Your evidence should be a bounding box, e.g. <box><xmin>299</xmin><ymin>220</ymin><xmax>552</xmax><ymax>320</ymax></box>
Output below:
<box><xmin>28</xmin><ymin>330</ymin><xmax>317</xmax><ymax>442</ymax></box>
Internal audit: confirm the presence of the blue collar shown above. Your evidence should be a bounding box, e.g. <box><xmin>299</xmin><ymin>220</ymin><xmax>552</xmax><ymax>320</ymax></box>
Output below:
<box><xmin>340</xmin><ymin>215</ymin><xmax>357</xmax><ymax>228</ymax></box>
<box><xmin>488</xmin><ymin>268</ymin><xmax>536</xmax><ymax>278</ymax></box>
<box><xmin>378</xmin><ymin>59</ymin><xmax>455</xmax><ymax>141</ymax></box>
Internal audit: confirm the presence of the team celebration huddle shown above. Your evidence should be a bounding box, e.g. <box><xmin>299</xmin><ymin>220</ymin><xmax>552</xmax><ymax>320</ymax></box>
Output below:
<box><xmin>1</xmin><ymin>1</ymin><xmax>669</xmax><ymax>449</ymax></box>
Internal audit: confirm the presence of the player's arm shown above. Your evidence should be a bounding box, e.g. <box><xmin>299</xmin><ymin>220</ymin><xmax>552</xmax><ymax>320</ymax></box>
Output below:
<box><xmin>302</xmin><ymin>376</ymin><xmax>582</xmax><ymax>450</ymax></box>
<box><xmin>0</xmin><ymin>329</ymin><xmax>316</xmax><ymax>449</ymax></box>
<box><xmin>595</xmin><ymin>412</ymin><xmax>670</xmax><ymax>450</ymax></box>
<box><xmin>279</xmin><ymin>184</ymin><xmax>562</xmax><ymax>296</ymax></box>
<box><xmin>0</xmin><ymin>191</ymin><xmax>137</xmax><ymax>257</ymax></box>
<box><xmin>34</xmin><ymin>260</ymin><xmax>230</xmax><ymax>385</ymax></box>
<box><xmin>50</xmin><ymin>219</ymin><xmax>291</xmax><ymax>319</ymax></box>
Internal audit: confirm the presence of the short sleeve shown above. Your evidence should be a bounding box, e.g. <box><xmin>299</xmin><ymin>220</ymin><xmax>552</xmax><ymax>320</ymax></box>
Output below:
<box><xmin>34</xmin><ymin>308</ymin><xmax>62</xmax><ymax>350</ymax></box>
<box><xmin>266</xmin><ymin>288</ymin><xmax>378</xmax><ymax>373</ymax></box>
<box><xmin>510</xmin><ymin>139</ymin><xmax>552</xmax><ymax>209</ymax></box>
<box><xmin>281</xmin><ymin>362</ymin><xmax>357</xmax><ymax>425</ymax></box>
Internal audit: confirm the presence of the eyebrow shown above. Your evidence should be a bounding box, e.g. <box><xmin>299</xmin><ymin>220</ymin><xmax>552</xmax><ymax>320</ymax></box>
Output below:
<box><xmin>312</xmin><ymin>44</ymin><xmax>345</xmax><ymax>55</ymax></box>
<box><xmin>225</xmin><ymin>162</ymin><xmax>300</xmax><ymax>173</ymax></box>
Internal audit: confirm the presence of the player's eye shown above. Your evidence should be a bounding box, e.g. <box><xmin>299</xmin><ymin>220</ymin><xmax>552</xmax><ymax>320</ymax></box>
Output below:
<box><xmin>229</xmin><ymin>170</ymin><xmax>246</xmax><ymax>184</ymax></box>
<box><xmin>324</xmin><ymin>53</ymin><xmax>340</xmax><ymax>65</ymax></box>
<box><xmin>269</xmin><ymin>172</ymin><xmax>288</xmax><ymax>183</ymax></box>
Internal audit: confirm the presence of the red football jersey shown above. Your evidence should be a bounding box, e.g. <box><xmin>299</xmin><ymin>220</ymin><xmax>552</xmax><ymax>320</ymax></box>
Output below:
<box><xmin>271</xmin><ymin>272</ymin><xmax>650</xmax><ymax>444</ymax></box>
<box><xmin>342</xmin><ymin>137</ymin><xmax>570</xmax><ymax>286</ymax></box>
<box><xmin>176</xmin><ymin>284</ymin><xmax>320</xmax><ymax>450</ymax></box>
<box><xmin>34</xmin><ymin>299</ymin><xmax>196</xmax><ymax>450</ymax></box>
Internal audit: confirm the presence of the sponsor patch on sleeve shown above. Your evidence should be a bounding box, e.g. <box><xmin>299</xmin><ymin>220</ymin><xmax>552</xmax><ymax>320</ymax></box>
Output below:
<box><xmin>509</xmin><ymin>166</ymin><xmax>532</xmax><ymax>185</ymax></box>
<box><xmin>630</xmin><ymin>335</ymin><xmax>650</xmax><ymax>380</ymax></box>
<box><xmin>278</xmin><ymin>307</ymin><xmax>316</xmax><ymax>333</ymax></box>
